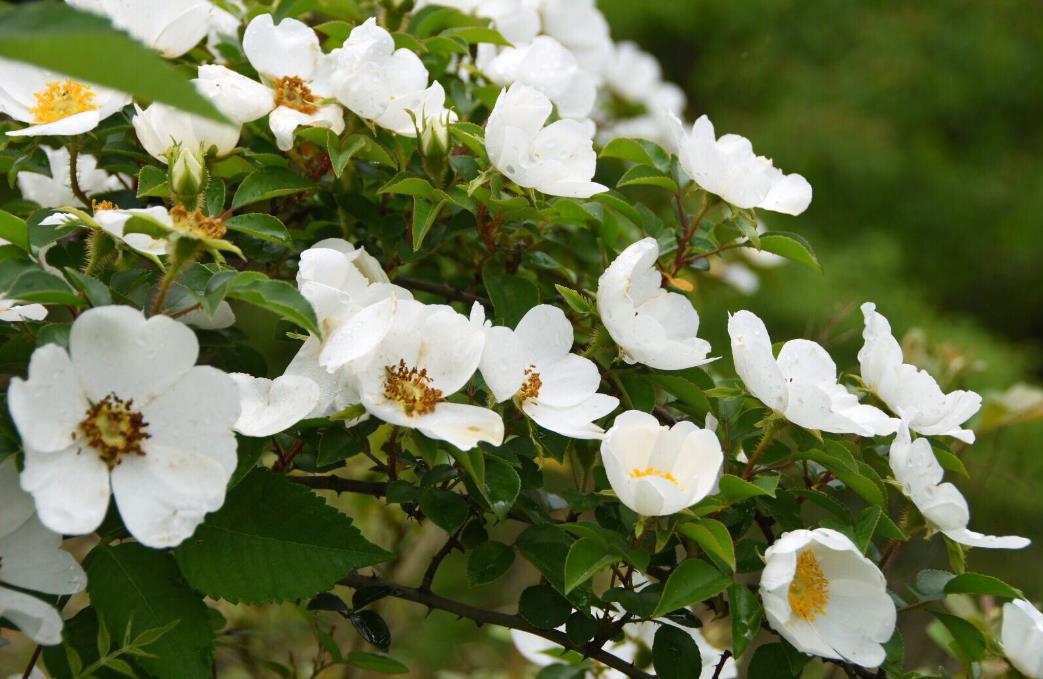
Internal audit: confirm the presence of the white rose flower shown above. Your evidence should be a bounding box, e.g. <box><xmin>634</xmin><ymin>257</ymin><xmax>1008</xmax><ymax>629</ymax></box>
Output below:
<box><xmin>176</xmin><ymin>300</ymin><xmax>236</xmax><ymax>330</ymax></box>
<box><xmin>600</xmin><ymin>410</ymin><xmax>723</xmax><ymax>516</ymax></box>
<box><xmin>287</xmin><ymin>238</ymin><xmax>406</xmax><ymax>419</ymax></box>
<box><xmin>473</xmin><ymin>303</ymin><xmax>618</xmax><ymax>439</ymax></box>
<box><xmin>67</xmin><ymin>0</ymin><xmax>214</xmax><ymax>58</ymax></box>
<box><xmin>40</xmin><ymin>205</ymin><xmax>170</xmax><ymax>258</ymax></box>
<box><xmin>0</xmin><ymin>459</ymin><xmax>86</xmax><ymax>646</ymax></box>
<box><xmin>1002</xmin><ymin>600</ymin><xmax>1043</xmax><ymax>678</ymax></box>
<box><xmin>728</xmin><ymin>310</ymin><xmax>899</xmax><ymax>436</ymax></box>
<box><xmin>859</xmin><ymin>302</ymin><xmax>982</xmax><ymax>443</ymax></box>
<box><xmin>596</xmin><ymin>82</ymin><xmax>687</xmax><ymax>150</ymax></box>
<box><xmin>241</xmin><ymin>14</ymin><xmax>345</xmax><ymax>151</ymax></box>
<box><xmin>889</xmin><ymin>424</ymin><xmax>1029</xmax><ymax>549</ymax></box>
<box><xmin>596</xmin><ymin>238</ymin><xmax>713</xmax><ymax>370</ymax></box>
<box><xmin>482</xmin><ymin>36</ymin><xmax>597</xmax><ymax>119</ymax></box>
<box><xmin>374</xmin><ymin>81</ymin><xmax>458</xmax><ymax>138</ymax></box>
<box><xmin>195</xmin><ymin>64</ymin><xmax>276</xmax><ymax>126</ymax></box>
<box><xmin>348</xmin><ymin>299</ymin><xmax>504</xmax><ymax>450</ymax></box>
<box><xmin>530</xmin><ymin>0</ymin><xmax>614</xmax><ymax>76</ymax></box>
<box><xmin>0</xmin><ymin>59</ymin><xmax>131</xmax><ymax>137</ymax></box>
<box><xmin>17</xmin><ymin>146</ymin><xmax>126</xmax><ymax>208</ymax></box>
<box><xmin>604</xmin><ymin>41</ymin><xmax>664</xmax><ymax>103</ymax></box>
<box><xmin>486</xmin><ymin>83</ymin><xmax>607</xmax><ymax>198</ymax></box>
<box><xmin>132</xmin><ymin>101</ymin><xmax>241</xmax><ymax>163</ymax></box>
<box><xmin>670</xmin><ymin>114</ymin><xmax>813</xmax><ymax>216</ymax></box>
<box><xmin>230</xmin><ymin>373</ymin><xmax>321</xmax><ymax>437</ymax></box>
<box><xmin>0</xmin><ymin>294</ymin><xmax>48</xmax><ymax>323</ymax></box>
<box><xmin>328</xmin><ymin>18</ymin><xmax>429</xmax><ymax>125</ymax></box>
<box><xmin>7</xmin><ymin>305</ymin><xmax>241</xmax><ymax>548</ymax></box>
<box><xmin>760</xmin><ymin>528</ymin><xmax>896</xmax><ymax>668</ymax></box>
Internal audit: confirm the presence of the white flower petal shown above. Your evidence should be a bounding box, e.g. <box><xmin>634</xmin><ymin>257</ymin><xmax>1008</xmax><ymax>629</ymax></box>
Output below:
<box><xmin>0</xmin><ymin>586</ymin><xmax>64</xmax><ymax>645</ymax></box>
<box><xmin>231</xmin><ymin>373</ymin><xmax>320</xmax><ymax>437</ymax></box>
<box><xmin>20</xmin><ymin>445</ymin><xmax>111</xmax><ymax>537</ymax></box>
<box><xmin>0</xmin><ymin>514</ymin><xmax>86</xmax><ymax>595</ymax></box>
<box><xmin>269</xmin><ymin>103</ymin><xmax>344</xmax><ymax>152</ymax></box>
<box><xmin>478</xmin><ymin>325</ymin><xmax>528</xmax><ymax>403</ymax></box>
<box><xmin>414</xmin><ymin>402</ymin><xmax>505</xmax><ymax>450</ymax></box>
<box><xmin>7</xmin><ymin>343</ymin><xmax>87</xmax><ymax>453</ymax></box>
<box><xmin>728</xmin><ymin>310</ymin><xmax>787</xmax><ymax>411</ymax></box>
<box><xmin>1003</xmin><ymin>600</ymin><xmax>1043</xmax><ymax>678</ymax></box>
<box><xmin>523</xmin><ymin>393</ymin><xmax>619</xmax><ymax>440</ymax></box>
<box><xmin>196</xmin><ymin>64</ymin><xmax>274</xmax><ymax>123</ymax></box>
<box><xmin>243</xmin><ymin>14</ymin><xmax>321</xmax><ymax>80</ymax></box>
<box><xmin>8</xmin><ymin>110</ymin><xmax>101</xmax><ymax>137</ymax></box>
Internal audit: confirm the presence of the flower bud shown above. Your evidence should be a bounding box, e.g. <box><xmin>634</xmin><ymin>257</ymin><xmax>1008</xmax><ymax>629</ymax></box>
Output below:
<box><xmin>420</xmin><ymin>111</ymin><xmax>451</xmax><ymax>160</ymax></box>
<box><xmin>170</xmin><ymin>148</ymin><xmax>207</xmax><ymax>200</ymax></box>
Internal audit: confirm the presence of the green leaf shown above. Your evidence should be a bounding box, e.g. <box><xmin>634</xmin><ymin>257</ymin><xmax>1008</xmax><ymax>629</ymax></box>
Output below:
<box><xmin>350</xmin><ymin>610</ymin><xmax>391</xmax><ymax>651</ymax></box>
<box><xmin>137</xmin><ymin>165</ymin><xmax>170</xmax><ymax>198</ymax></box>
<box><xmin>0</xmin><ymin>210</ymin><xmax>29</xmax><ymax>252</ymax></box>
<box><xmin>467</xmin><ymin>540</ymin><xmax>515</xmax><ymax>585</ymax></box>
<box><xmin>600</xmin><ymin>138</ymin><xmax>670</xmax><ymax>172</ymax></box>
<box><xmin>174</xmin><ymin>470</ymin><xmax>393</xmax><ymax>604</ymax></box>
<box><xmin>345</xmin><ymin>651</ymin><xmax>409</xmax><ymax>674</ymax></box>
<box><xmin>6</xmin><ymin>269</ymin><xmax>84</xmax><ymax>306</ymax></box>
<box><xmin>412</xmin><ymin>197</ymin><xmax>446</xmax><ymax>252</ymax></box>
<box><xmin>653</xmin><ymin>559</ymin><xmax>730</xmax><ymax>617</ymax></box>
<box><xmin>718</xmin><ymin>474</ymin><xmax>775</xmax><ymax>500</ymax></box>
<box><xmin>554</xmin><ymin>284</ymin><xmax>595</xmax><ymax>315</ymax></box>
<box><xmin>441</xmin><ymin>26</ymin><xmax>511</xmax><ymax>46</ymax></box>
<box><xmin>519</xmin><ymin>585</ymin><xmax>572</xmax><ymax>629</ymax></box>
<box><xmin>854</xmin><ymin>506</ymin><xmax>882</xmax><ymax>553</ymax></box>
<box><xmin>418</xmin><ymin>488</ymin><xmax>469</xmax><ymax>533</ymax></box>
<box><xmin>0</xmin><ymin>3</ymin><xmax>226</xmax><ymax>122</ymax></box>
<box><xmin>934</xmin><ymin>612</ymin><xmax>986</xmax><ymax>661</ymax></box>
<box><xmin>63</xmin><ymin>267</ymin><xmax>112</xmax><ymax>307</ymax></box>
<box><xmin>87</xmin><ymin>544</ymin><xmax>214</xmax><ymax>679</ymax></box>
<box><xmin>564</xmin><ymin>538</ymin><xmax>617</xmax><ymax>594</ymax></box>
<box><xmin>747</xmin><ymin>643</ymin><xmax>801</xmax><ymax>679</ymax></box>
<box><xmin>482</xmin><ymin>455</ymin><xmax>520</xmax><ymax>519</ymax></box>
<box><xmin>515</xmin><ymin>524</ymin><xmax>572</xmax><ymax>596</ymax></box>
<box><xmin>944</xmin><ymin>573</ymin><xmax>1022</xmax><ymax>599</ymax></box>
<box><xmin>679</xmin><ymin>519</ymin><xmax>736</xmax><ymax>573</ymax></box>
<box><xmin>616</xmin><ymin>164</ymin><xmax>679</xmax><ymax>193</ymax></box>
<box><xmin>204</xmin><ymin>178</ymin><xmax>226</xmax><ymax>217</ymax></box>
<box><xmin>758</xmin><ymin>231</ymin><xmax>821</xmax><ymax>272</ymax></box>
<box><xmin>223</xmin><ymin>214</ymin><xmax>293</xmax><ymax>246</ymax></box>
<box><xmin>231</xmin><ymin>167</ymin><xmax>315</xmax><ymax>210</ymax></box>
<box><xmin>483</xmin><ymin>265</ymin><xmax>539</xmax><ymax>327</ymax></box>
<box><xmin>379</xmin><ymin>173</ymin><xmax>437</xmax><ymax>200</ymax></box>
<box><xmin>327</xmin><ymin>134</ymin><xmax>368</xmax><ymax>177</ymax></box>
<box><xmin>647</xmin><ymin>374</ymin><xmax>711</xmax><ymax>419</ymax></box>
<box><xmin>728</xmin><ymin>584</ymin><xmax>763</xmax><ymax>658</ymax></box>
<box><xmin>223</xmin><ymin>271</ymin><xmax>319</xmax><ymax>336</ymax></box>
<box><xmin>653</xmin><ymin>624</ymin><xmax>702</xmax><ymax>679</ymax></box>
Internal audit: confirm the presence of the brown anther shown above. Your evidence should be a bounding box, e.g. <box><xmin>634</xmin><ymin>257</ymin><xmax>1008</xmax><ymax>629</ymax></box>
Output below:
<box><xmin>274</xmin><ymin>76</ymin><xmax>318</xmax><ymax>114</ymax></box>
<box><xmin>517</xmin><ymin>365</ymin><xmax>542</xmax><ymax>403</ymax></box>
<box><xmin>383</xmin><ymin>359</ymin><xmax>443</xmax><ymax>416</ymax></box>
<box><xmin>79</xmin><ymin>393</ymin><xmax>150</xmax><ymax>469</ymax></box>
<box><xmin>170</xmin><ymin>205</ymin><xmax>227</xmax><ymax>239</ymax></box>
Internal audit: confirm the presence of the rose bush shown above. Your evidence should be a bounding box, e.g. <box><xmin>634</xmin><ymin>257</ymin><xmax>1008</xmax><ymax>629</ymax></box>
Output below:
<box><xmin>0</xmin><ymin>1</ymin><xmax>1039</xmax><ymax>677</ymax></box>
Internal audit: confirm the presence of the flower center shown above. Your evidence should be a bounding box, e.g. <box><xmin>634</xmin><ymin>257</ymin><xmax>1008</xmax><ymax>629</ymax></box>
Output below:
<box><xmin>79</xmin><ymin>394</ymin><xmax>150</xmax><ymax>468</ymax></box>
<box><xmin>274</xmin><ymin>76</ymin><xmax>318</xmax><ymax>114</ymax></box>
<box><xmin>516</xmin><ymin>366</ymin><xmax>542</xmax><ymax>403</ymax></box>
<box><xmin>170</xmin><ymin>205</ymin><xmax>227</xmax><ymax>239</ymax></box>
<box><xmin>383</xmin><ymin>359</ymin><xmax>443</xmax><ymax>416</ymax></box>
<box><xmin>92</xmin><ymin>199</ymin><xmax>116</xmax><ymax>213</ymax></box>
<box><xmin>628</xmin><ymin>467</ymin><xmax>680</xmax><ymax>486</ymax></box>
<box><xmin>30</xmin><ymin>80</ymin><xmax>98</xmax><ymax>124</ymax></box>
<box><xmin>788</xmin><ymin>549</ymin><xmax>830</xmax><ymax>621</ymax></box>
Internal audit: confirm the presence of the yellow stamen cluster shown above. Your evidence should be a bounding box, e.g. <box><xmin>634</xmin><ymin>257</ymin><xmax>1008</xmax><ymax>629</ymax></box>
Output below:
<box><xmin>516</xmin><ymin>366</ymin><xmax>542</xmax><ymax>403</ymax></box>
<box><xmin>170</xmin><ymin>205</ymin><xmax>227</xmax><ymax>239</ymax></box>
<box><xmin>628</xmin><ymin>467</ymin><xmax>680</xmax><ymax>486</ymax></box>
<box><xmin>384</xmin><ymin>360</ymin><xmax>443</xmax><ymax>416</ymax></box>
<box><xmin>79</xmin><ymin>394</ymin><xmax>150</xmax><ymax>468</ymax></box>
<box><xmin>30</xmin><ymin>80</ymin><xmax>97</xmax><ymax>124</ymax></box>
<box><xmin>92</xmin><ymin>199</ymin><xmax>116</xmax><ymax>213</ymax></box>
<box><xmin>274</xmin><ymin>76</ymin><xmax>318</xmax><ymax>114</ymax></box>
<box><xmin>788</xmin><ymin>549</ymin><xmax>830</xmax><ymax>621</ymax></box>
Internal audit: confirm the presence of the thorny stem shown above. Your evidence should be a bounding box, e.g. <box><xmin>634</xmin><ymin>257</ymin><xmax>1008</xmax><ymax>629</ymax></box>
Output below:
<box><xmin>338</xmin><ymin>573</ymin><xmax>655</xmax><ymax>679</ymax></box>
<box><xmin>710</xmin><ymin>650</ymin><xmax>733</xmax><ymax>679</ymax></box>
<box><xmin>395</xmin><ymin>274</ymin><xmax>491</xmax><ymax>311</ymax></box>
<box><xmin>672</xmin><ymin>192</ymin><xmax>711</xmax><ymax>274</ymax></box>
<box><xmin>68</xmin><ymin>142</ymin><xmax>91</xmax><ymax>208</ymax></box>
<box><xmin>291</xmin><ymin>475</ymin><xmax>387</xmax><ymax>497</ymax></box>
<box><xmin>420</xmin><ymin>530</ymin><xmax>462</xmax><ymax>592</ymax></box>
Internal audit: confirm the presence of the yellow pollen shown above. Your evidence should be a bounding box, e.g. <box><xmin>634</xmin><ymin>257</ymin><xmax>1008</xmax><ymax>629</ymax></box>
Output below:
<box><xmin>274</xmin><ymin>76</ymin><xmax>318</xmax><ymax>114</ymax></box>
<box><xmin>170</xmin><ymin>205</ymin><xmax>227</xmax><ymax>239</ymax></box>
<box><xmin>383</xmin><ymin>359</ymin><xmax>443</xmax><ymax>416</ymax></box>
<box><xmin>78</xmin><ymin>393</ymin><xmax>150</xmax><ymax>469</ymax></box>
<box><xmin>516</xmin><ymin>365</ymin><xmax>542</xmax><ymax>403</ymax></box>
<box><xmin>92</xmin><ymin>199</ymin><xmax>116</xmax><ymax>213</ymax></box>
<box><xmin>30</xmin><ymin>80</ymin><xmax>97</xmax><ymax>124</ymax></box>
<box><xmin>628</xmin><ymin>467</ymin><xmax>680</xmax><ymax>486</ymax></box>
<box><xmin>788</xmin><ymin>550</ymin><xmax>830</xmax><ymax>621</ymax></box>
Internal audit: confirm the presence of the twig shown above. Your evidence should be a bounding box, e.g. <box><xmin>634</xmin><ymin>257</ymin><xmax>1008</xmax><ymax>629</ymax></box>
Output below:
<box><xmin>394</xmin><ymin>275</ymin><xmax>491</xmax><ymax>310</ymax></box>
<box><xmin>711</xmin><ymin>650</ymin><xmax>733</xmax><ymax>679</ymax></box>
<box><xmin>21</xmin><ymin>645</ymin><xmax>42</xmax><ymax>679</ymax></box>
<box><xmin>338</xmin><ymin>573</ymin><xmax>655</xmax><ymax>679</ymax></box>
<box><xmin>824</xmin><ymin>659</ymin><xmax>881</xmax><ymax>679</ymax></box>
<box><xmin>291</xmin><ymin>476</ymin><xmax>387</xmax><ymax>497</ymax></box>
<box><xmin>420</xmin><ymin>531</ymin><xmax>462</xmax><ymax>592</ymax></box>
<box><xmin>742</xmin><ymin>419</ymin><xmax>779</xmax><ymax>479</ymax></box>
